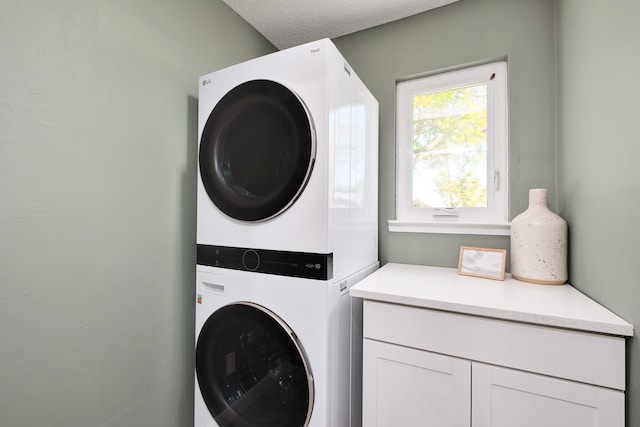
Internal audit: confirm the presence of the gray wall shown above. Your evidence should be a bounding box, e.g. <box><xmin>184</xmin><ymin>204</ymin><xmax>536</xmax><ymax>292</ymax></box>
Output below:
<box><xmin>335</xmin><ymin>0</ymin><xmax>639</xmax><ymax>423</ymax></box>
<box><xmin>557</xmin><ymin>0</ymin><xmax>640</xmax><ymax>424</ymax></box>
<box><xmin>0</xmin><ymin>1</ymin><xmax>274</xmax><ymax>426</ymax></box>
<box><xmin>334</xmin><ymin>0</ymin><xmax>557</xmax><ymax>267</ymax></box>
<box><xmin>3</xmin><ymin>0</ymin><xmax>638</xmax><ymax>425</ymax></box>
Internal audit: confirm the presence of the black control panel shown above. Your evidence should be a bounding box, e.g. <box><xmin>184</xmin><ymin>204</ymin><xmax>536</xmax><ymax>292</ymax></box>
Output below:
<box><xmin>197</xmin><ymin>244</ymin><xmax>333</xmax><ymax>280</ymax></box>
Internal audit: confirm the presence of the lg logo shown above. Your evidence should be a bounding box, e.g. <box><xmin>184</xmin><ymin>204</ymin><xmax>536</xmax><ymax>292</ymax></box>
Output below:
<box><xmin>202</xmin><ymin>78</ymin><xmax>211</xmax><ymax>86</ymax></box>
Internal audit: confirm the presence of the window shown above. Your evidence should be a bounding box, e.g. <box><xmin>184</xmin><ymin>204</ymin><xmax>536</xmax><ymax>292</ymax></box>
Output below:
<box><xmin>391</xmin><ymin>62</ymin><xmax>509</xmax><ymax>235</ymax></box>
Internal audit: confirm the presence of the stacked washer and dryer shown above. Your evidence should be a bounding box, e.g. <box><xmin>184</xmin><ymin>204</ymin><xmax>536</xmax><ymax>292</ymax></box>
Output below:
<box><xmin>194</xmin><ymin>39</ymin><xmax>378</xmax><ymax>427</ymax></box>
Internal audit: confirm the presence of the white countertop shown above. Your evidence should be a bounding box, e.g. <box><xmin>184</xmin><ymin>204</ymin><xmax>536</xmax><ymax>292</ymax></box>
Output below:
<box><xmin>350</xmin><ymin>263</ymin><xmax>633</xmax><ymax>336</ymax></box>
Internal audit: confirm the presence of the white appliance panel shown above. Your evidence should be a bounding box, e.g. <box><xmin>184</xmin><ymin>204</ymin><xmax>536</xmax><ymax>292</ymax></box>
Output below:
<box><xmin>196</xmin><ymin>39</ymin><xmax>378</xmax><ymax>280</ymax></box>
<box><xmin>194</xmin><ymin>264</ymin><xmax>377</xmax><ymax>427</ymax></box>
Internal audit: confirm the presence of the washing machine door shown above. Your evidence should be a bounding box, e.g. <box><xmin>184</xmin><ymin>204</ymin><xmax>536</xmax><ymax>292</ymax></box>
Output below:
<box><xmin>199</xmin><ymin>80</ymin><xmax>316</xmax><ymax>222</ymax></box>
<box><xmin>196</xmin><ymin>302</ymin><xmax>314</xmax><ymax>427</ymax></box>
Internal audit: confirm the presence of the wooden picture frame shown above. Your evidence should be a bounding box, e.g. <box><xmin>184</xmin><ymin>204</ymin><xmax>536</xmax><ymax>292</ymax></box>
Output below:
<box><xmin>458</xmin><ymin>246</ymin><xmax>507</xmax><ymax>281</ymax></box>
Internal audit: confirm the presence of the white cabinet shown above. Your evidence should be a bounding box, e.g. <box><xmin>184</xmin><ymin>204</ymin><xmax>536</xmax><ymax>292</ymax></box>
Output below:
<box><xmin>362</xmin><ymin>339</ymin><xmax>470</xmax><ymax>427</ymax></box>
<box><xmin>361</xmin><ymin>303</ymin><xmax>625</xmax><ymax>426</ymax></box>
<box><xmin>472</xmin><ymin>363</ymin><xmax>624</xmax><ymax>427</ymax></box>
<box><xmin>352</xmin><ymin>264</ymin><xmax>633</xmax><ymax>427</ymax></box>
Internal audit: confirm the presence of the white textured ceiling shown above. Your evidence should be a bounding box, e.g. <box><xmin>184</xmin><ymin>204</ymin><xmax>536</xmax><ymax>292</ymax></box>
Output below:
<box><xmin>222</xmin><ymin>0</ymin><xmax>460</xmax><ymax>50</ymax></box>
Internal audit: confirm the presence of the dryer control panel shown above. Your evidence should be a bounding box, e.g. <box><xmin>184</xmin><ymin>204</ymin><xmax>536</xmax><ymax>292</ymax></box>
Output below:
<box><xmin>197</xmin><ymin>244</ymin><xmax>333</xmax><ymax>280</ymax></box>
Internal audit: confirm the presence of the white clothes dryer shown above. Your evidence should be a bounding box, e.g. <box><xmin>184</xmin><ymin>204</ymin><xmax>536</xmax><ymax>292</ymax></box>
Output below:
<box><xmin>194</xmin><ymin>263</ymin><xmax>376</xmax><ymax>427</ymax></box>
<box><xmin>197</xmin><ymin>38</ymin><xmax>378</xmax><ymax>282</ymax></box>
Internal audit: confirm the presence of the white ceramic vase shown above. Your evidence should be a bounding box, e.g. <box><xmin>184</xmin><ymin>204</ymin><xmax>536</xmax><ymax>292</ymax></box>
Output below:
<box><xmin>510</xmin><ymin>189</ymin><xmax>568</xmax><ymax>284</ymax></box>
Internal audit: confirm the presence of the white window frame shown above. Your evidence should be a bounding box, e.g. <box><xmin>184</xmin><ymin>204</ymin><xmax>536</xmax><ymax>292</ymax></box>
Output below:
<box><xmin>390</xmin><ymin>61</ymin><xmax>509</xmax><ymax>235</ymax></box>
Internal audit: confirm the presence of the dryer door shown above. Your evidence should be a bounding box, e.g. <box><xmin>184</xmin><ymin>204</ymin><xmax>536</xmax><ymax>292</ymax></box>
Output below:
<box><xmin>199</xmin><ymin>80</ymin><xmax>316</xmax><ymax>222</ymax></box>
<box><xmin>196</xmin><ymin>302</ymin><xmax>314</xmax><ymax>427</ymax></box>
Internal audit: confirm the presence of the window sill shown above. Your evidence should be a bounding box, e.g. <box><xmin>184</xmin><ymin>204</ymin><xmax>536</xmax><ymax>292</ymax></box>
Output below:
<box><xmin>388</xmin><ymin>220</ymin><xmax>511</xmax><ymax>236</ymax></box>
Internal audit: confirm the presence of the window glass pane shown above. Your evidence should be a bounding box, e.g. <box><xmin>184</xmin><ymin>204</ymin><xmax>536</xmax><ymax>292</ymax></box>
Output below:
<box><xmin>411</xmin><ymin>83</ymin><xmax>488</xmax><ymax>209</ymax></box>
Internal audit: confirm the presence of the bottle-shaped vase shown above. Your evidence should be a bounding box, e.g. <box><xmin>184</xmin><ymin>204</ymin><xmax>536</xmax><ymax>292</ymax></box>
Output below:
<box><xmin>510</xmin><ymin>188</ymin><xmax>568</xmax><ymax>284</ymax></box>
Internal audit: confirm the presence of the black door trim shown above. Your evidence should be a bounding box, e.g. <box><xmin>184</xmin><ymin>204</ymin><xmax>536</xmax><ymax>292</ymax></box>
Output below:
<box><xmin>196</xmin><ymin>302</ymin><xmax>314</xmax><ymax>427</ymax></box>
<box><xmin>199</xmin><ymin>80</ymin><xmax>316</xmax><ymax>222</ymax></box>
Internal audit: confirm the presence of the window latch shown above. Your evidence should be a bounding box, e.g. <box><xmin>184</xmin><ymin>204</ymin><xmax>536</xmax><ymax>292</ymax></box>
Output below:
<box><xmin>433</xmin><ymin>208</ymin><xmax>459</xmax><ymax>217</ymax></box>
<box><xmin>493</xmin><ymin>169</ymin><xmax>500</xmax><ymax>191</ymax></box>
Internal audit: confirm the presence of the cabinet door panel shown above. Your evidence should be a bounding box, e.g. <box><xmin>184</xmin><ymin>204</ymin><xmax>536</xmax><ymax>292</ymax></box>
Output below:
<box><xmin>363</xmin><ymin>339</ymin><xmax>470</xmax><ymax>427</ymax></box>
<box><xmin>472</xmin><ymin>362</ymin><xmax>624</xmax><ymax>427</ymax></box>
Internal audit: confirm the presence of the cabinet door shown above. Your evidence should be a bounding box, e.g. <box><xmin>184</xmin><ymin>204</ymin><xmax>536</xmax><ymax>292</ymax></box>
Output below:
<box><xmin>362</xmin><ymin>339</ymin><xmax>471</xmax><ymax>427</ymax></box>
<box><xmin>472</xmin><ymin>362</ymin><xmax>625</xmax><ymax>427</ymax></box>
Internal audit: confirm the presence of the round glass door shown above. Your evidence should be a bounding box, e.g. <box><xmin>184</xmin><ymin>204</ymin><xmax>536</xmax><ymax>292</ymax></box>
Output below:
<box><xmin>196</xmin><ymin>302</ymin><xmax>314</xmax><ymax>427</ymax></box>
<box><xmin>199</xmin><ymin>80</ymin><xmax>316</xmax><ymax>222</ymax></box>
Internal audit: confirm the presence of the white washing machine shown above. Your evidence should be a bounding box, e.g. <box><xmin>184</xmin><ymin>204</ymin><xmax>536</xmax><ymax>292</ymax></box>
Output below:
<box><xmin>194</xmin><ymin>263</ymin><xmax>376</xmax><ymax>427</ymax></box>
<box><xmin>197</xmin><ymin>38</ymin><xmax>378</xmax><ymax>283</ymax></box>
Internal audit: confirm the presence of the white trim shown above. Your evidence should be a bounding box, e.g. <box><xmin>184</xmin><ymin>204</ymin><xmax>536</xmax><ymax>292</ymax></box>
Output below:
<box><xmin>388</xmin><ymin>219</ymin><xmax>510</xmax><ymax>235</ymax></box>
<box><xmin>395</xmin><ymin>62</ymin><xmax>509</xmax><ymax>232</ymax></box>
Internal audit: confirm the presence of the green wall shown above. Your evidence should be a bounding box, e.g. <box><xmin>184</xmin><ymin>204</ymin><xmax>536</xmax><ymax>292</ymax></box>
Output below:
<box><xmin>0</xmin><ymin>1</ymin><xmax>274</xmax><ymax>425</ymax></box>
<box><xmin>3</xmin><ymin>0</ymin><xmax>637</xmax><ymax>425</ymax></box>
<box><xmin>334</xmin><ymin>0</ymin><xmax>558</xmax><ymax>268</ymax></box>
<box><xmin>335</xmin><ymin>0</ymin><xmax>638</xmax><ymax>423</ymax></box>
<box><xmin>557</xmin><ymin>0</ymin><xmax>640</xmax><ymax>424</ymax></box>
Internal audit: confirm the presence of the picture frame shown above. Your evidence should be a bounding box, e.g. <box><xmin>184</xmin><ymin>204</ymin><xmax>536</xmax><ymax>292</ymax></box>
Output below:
<box><xmin>458</xmin><ymin>246</ymin><xmax>507</xmax><ymax>281</ymax></box>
